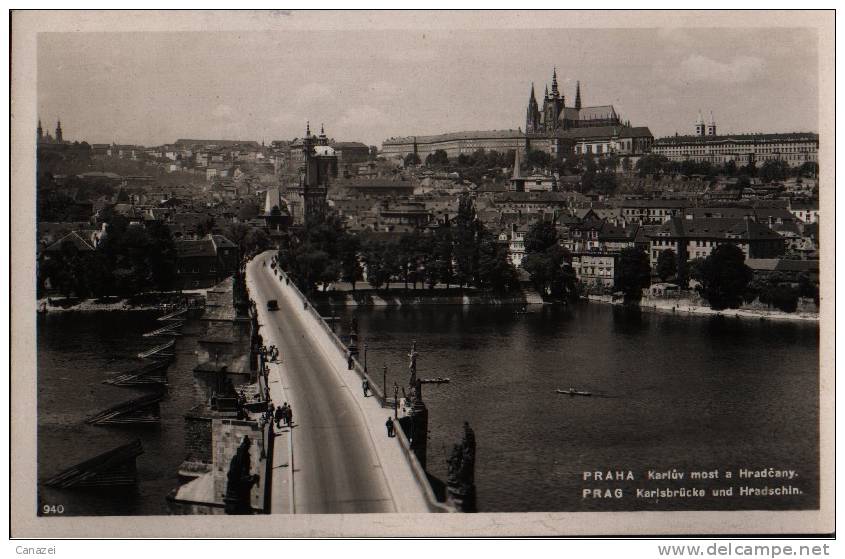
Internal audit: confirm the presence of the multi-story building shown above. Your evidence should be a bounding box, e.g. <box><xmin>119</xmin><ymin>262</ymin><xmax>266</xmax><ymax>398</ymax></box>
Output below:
<box><xmin>652</xmin><ymin>114</ymin><xmax>818</xmax><ymax>168</ymax></box>
<box><xmin>382</xmin><ymin>129</ymin><xmax>526</xmax><ymax>160</ymax></box>
<box><xmin>617</xmin><ymin>199</ymin><xmax>687</xmax><ymax>225</ymax></box>
<box><xmin>788</xmin><ymin>200</ymin><xmax>819</xmax><ymax>224</ymax></box>
<box><xmin>648</xmin><ymin>216</ymin><xmax>785</xmax><ymax>269</ymax></box>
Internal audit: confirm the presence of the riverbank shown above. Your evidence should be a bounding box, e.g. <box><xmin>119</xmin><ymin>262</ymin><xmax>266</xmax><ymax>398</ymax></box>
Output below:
<box><xmin>37</xmin><ymin>290</ymin><xmax>207</xmax><ymax>313</ymax></box>
<box><xmin>308</xmin><ymin>286</ymin><xmax>544</xmax><ymax>307</ymax></box>
<box><xmin>586</xmin><ymin>294</ymin><xmax>820</xmax><ymax>322</ymax></box>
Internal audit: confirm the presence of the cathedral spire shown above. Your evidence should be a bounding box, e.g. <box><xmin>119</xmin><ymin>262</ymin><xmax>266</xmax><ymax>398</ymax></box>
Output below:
<box><xmin>544</xmin><ymin>84</ymin><xmax>549</xmax><ymax>100</ymax></box>
<box><xmin>551</xmin><ymin>67</ymin><xmax>559</xmax><ymax>98</ymax></box>
<box><xmin>529</xmin><ymin>82</ymin><xmax>536</xmax><ymax>103</ymax></box>
<box><xmin>575</xmin><ymin>81</ymin><xmax>582</xmax><ymax>110</ymax></box>
<box><xmin>306</xmin><ymin>121</ymin><xmax>311</xmax><ymax>137</ymax></box>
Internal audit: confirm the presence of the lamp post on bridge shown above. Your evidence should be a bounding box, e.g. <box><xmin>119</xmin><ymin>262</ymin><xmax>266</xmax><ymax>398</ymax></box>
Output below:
<box><xmin>382</xmin><ymin>364</ymin><xmax>387</xmax><ymax>403</ymax></box>
<box><xmin>363</xmin><ymin>342</ymin><xmax>368</xmax><ymax>373</ymax></box>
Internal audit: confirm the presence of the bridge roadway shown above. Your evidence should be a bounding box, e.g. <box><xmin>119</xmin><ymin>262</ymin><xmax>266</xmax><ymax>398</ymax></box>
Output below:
<box><xmin>246</xmin><ymin>252</ymin><xmax>430</xmax><ymax>514</ymax></box>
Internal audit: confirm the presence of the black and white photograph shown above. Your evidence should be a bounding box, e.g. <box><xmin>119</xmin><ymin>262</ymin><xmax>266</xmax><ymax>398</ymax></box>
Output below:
<box><xmin>9</xmin><ymin>9</ymin><xmax>835</xmax><ymax>539</ymax></box>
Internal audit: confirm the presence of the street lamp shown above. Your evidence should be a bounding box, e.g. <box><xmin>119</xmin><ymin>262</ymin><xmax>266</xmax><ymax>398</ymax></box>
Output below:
<box><xmin>382</xmin><ymin>365</ymin><xmax>387</xmax><ymax>403</ymax></box>
<box><xmin>363</xmin><ymin>342</ymin><xmax>368</xmax><ymax>373</ymax></box>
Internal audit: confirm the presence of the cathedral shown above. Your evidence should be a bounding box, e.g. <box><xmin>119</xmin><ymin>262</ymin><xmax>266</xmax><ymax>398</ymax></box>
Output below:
<box><xmin>525</xmin><ymin>68</ymin><xmax>624</xmax><ymax>134</ymax></box>
<box><xmin>37</xmin><ymin>119</ymin><xmax>64</xmax><ymax>144</ymax></box>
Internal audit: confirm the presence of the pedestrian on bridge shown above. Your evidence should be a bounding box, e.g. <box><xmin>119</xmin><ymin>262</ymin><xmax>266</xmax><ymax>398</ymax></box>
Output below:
<box><xmin>274</xmin><ymin>405</ymin><xmax>284</xmax><ymax>429</ymax></box>
<box><xmin>284</xmin><ymin>404</ymin><xmax>293</xmax><ymax>427</ymax></box>
<box><xmin>362</xmin><ymin>378</ymin><xmax>370</xmax><ymax>397</ymax></box>
<box><xmin>385</xmin><ymin>417</ymin><xmax>395</xmax><ymax>437</ymax></box>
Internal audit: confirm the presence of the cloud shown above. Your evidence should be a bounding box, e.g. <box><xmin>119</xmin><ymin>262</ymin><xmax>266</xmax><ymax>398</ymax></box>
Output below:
<box><xmin>367</xmin><ymin>80</ymin><xmax>401</xmax><ymax>100</ymax></box>
<box><xmin>679</xmin><ymin>54</ymin><xmax>765</xmax><ymax>83</ymax></box>
<box><xmin>335</xmin><ymin>105</ymin><xmax>393</xmax><ymax>143</ymax></box>
<box><xmin>211</xmin><ymin>104</ymin><xmax>235</xmax><ymax>119</ymax></box>
<box><xmin>293</xmin><ymin>82</ymin><xmax>333</xmax><ymax>105</ymax></box>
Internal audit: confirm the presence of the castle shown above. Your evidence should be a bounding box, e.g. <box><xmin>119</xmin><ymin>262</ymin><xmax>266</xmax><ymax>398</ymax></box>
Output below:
<box><xmin>379</xmin><ymin>67</ymin><xmax>654</xmax><ymax>161</ymax></box>
<box><xmin>525</xmin><ymin>69</ymin><xmax>624</xmax><ymax>134</ymax></box>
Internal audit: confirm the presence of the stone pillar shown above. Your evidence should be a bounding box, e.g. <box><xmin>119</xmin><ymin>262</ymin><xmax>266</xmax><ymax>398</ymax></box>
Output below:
<box><xmin>410</xmin><ymin>399</ymin><xmax>428</xmax><ymax>470</ymax></box>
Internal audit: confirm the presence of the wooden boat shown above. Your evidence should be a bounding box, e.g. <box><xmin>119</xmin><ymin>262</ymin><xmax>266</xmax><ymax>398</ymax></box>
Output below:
<box><xmin>420</xmin><ymin>377</ymin><xmax>450</xmax><ymax>384</ymax></box>
<box><xmin>556</xmin><ymin>388</ymin><xmax>592</xmax><ymax>397</ymax></box>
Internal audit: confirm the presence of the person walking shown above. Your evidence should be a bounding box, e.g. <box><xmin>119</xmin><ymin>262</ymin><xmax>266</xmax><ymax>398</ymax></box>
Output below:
<box><xmin>273</xmin><ymin>405</ymin><xmax>284</xmax><ymax>429</ymax></box>
<box><xmin>385</xmin><ymin>417</ymin><xmax>395</xmax><ymax>438</ymax></box>
<box><xmin>362</xmin><ymin>378</ymin><xmax>370</xmax><ymax>397</ymax></box>
<box><xmin>284</xmin><ymin>404</ymin><xmax>293</xmax><ymax>427</ymax></box>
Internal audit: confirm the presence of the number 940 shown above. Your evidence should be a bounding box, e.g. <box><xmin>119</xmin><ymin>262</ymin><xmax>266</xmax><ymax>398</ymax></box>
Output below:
<box><xmin>42</xmin><ymin>504</ymin><xmax>64</xmax><ymax>514</ymax></box>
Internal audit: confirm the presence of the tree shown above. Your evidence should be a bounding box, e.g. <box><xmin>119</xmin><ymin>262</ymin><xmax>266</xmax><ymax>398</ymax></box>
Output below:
<box><xmin>615</xmin><ymin>246</ymin><xmax>651</xmax><ymax>305</ymax></box>
<box><xmin>656</xmin><ymin>249</ymin><xmax>677</xmax><ymax>282</ymax></box>
<box><xmin>338</xmin><ymin>235</ymin><xmax>362</xmax><ymax>291</ymax></box>
<box><xmin>404</xmin><ymin>152</ymin><xmax>421</xmax><ymax>167</ymax></box>
<box><xmin>524</xmin><ymin>221</ymin><xmax>558</xmax><ymax>254</ymax></box>
<box><xmin>769</xmin><ymin>284</ymin><xmax>799</xmax><ymax>313</ymax></box>
<box><xmin>237</xmin><ymin>201</ymin><xmax>261</xmax><ymax>222</ymax></box>
<box><xmin>524</xmin><ymin>149</ymin><xmax>552</xmax><ymax>170</ymax></box>
<box><xmin>521</xmin><ymin>221</ymin><xmax>575</xmax><ymax>300</ymax></box>
<box><xmin>453</xmin><ymin>195</ymin><xmax>480</xmax><ymax>288</ymax></box>
<box><xmin>592</xmin><ymin>171</ymin><xmax>618</xmax><ymax>195</ymax></box>
<box><xmin>759</xmin><ymin>159</ymin><xmax>790</xmax><ymax>183</ymax></box>
<box><xmin>621</xmin><ymin>156</ymin><xmax>632</xmax><ymax>174</ymax></box>
<box><xmin>425</xmin><ymin>149</ymin><xmax>449</xmax><ymax>167</ymax></box>
<box><xmin>697</xmin><ymin>244</ymin><xmax>752</xmax><ymax>310</ymax></box>
<box><xmin>798</xmin><ymin>161</ymin><xmax>818</xmax><ymax>178</ymax></box>
<box><xmin>635</xmin><ymin>154</ymin><xmax>669</xmax><ymax>177</ymax></box>
<box><xmin>476</xmin><ymin>231</ymin><xmax>519</xmax><ymax>294</ymax></box>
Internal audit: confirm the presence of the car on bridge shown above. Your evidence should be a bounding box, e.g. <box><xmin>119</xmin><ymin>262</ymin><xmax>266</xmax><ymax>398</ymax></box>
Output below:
<box><xmin>267</xmin><ymin>299</ymin><xmax>279</xmax><ymax>311</ymax></box>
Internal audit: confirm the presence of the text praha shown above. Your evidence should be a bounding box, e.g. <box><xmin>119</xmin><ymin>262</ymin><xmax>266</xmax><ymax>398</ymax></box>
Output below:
<box><xmin>580</xmin><ymin>468</ymin><xmax>803</xmax><ymax>500</ymax></box>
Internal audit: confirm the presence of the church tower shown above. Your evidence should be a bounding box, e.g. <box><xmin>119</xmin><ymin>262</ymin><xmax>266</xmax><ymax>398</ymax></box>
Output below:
<box><xmin>55</xmin><ymin>119</ymin><xmax>63</xmax><ymax>143</ymax></box>
<box><xmin>525</xmin><ymin>83</ymin><xmax>540</xmax><ymax>133</ymax></box>
<box><xmin>707</xmin><ymin>111</ymin><xmax>717</xmax><ymax>136</ymax></box>
<box><xmin>301</xmin><ymin>122</ymin><xmax>331</xmax><ymax>228</ymax></box>
<box><xmin>695</xmin><ymin>110</ymin><xmax>705</xmax><ymax>137</ymax></box>
<box><xmin>575</xmin><ymin>81</ymin><xmax>582</xmax><ymax>110</ymax></box>
<box><xmin>37</xmin><ymin>119</ymin><xmax>43</xmax><ymax>142</ymax></box>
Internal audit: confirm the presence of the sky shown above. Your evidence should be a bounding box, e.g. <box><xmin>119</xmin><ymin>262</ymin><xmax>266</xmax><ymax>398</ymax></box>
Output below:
<box><xmin>37</xmin><ymin>27</ymin><xmax>819</xmax><ymax>147</ymax></box>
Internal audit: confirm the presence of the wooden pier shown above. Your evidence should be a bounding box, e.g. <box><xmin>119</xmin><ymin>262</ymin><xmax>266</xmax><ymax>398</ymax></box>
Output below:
<box><xmin>103</xmin><ymin>360</ymin><xmax>170</xmax><ymax>387</ymax></box>
<box><xmin>137</xmin><ymin>339</ymin><xmax>175</xmax><ymax>359</ymax></box>
<box><xmin>157</xmin><ymin>307</ymin><xmax>187</xmax><ymax>322</ymax></box>
<box><xmin>45</xmin><ymin>439</ymin><xmax>145</xmax><ymax>489</ymax></box>
<box><xmin>143</xmin><ymin>320</ymin><xmax>185</xmax><ymax>338</ymax></box>
<box><xmin>86</xmin><ymin>393</ymin><xmax>164</xmax><ymax>425</ymax></box>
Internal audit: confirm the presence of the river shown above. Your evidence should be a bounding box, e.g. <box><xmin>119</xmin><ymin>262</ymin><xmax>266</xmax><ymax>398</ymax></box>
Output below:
<box><xmin>37</xmin><ymin>311</ymin><xmax>206</xmax><ymax>516</ymax></box>
<box><xmin>37</xmin><ymin>302</ymin><xmax>820</xmax><ymax>514</ymax></box>
<box><xmin>316</xmin><ymin>301</ymin><xmax>820</xmax><ymax>513</ymax></box>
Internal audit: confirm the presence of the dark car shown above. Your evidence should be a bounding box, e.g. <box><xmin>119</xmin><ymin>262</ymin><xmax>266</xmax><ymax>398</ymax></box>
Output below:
<box><xmin>267</xmin><ymin>300</ymin><xmax>279</xmax><ymax>311</ymax></box>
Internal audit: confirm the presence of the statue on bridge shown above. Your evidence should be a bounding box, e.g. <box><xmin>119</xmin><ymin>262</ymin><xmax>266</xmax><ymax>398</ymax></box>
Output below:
<box><xmin>446</xmin><ymin>421</ymin><xmax>477</xmax><ymax>512</ymax></box>
<box><xmin>223</xmin><ymin>436</ymin><xmax>260</xmax><ymax>514</ymax></box>
<box><xmin>408</xmin><ymin>341</ymin><xmax>420</xmax><ymax>402</ymax></box>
